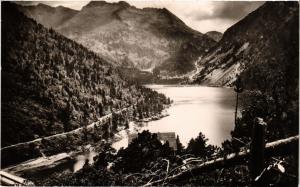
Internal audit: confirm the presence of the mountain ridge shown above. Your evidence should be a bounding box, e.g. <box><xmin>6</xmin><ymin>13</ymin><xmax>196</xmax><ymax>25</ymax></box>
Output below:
<box><xmin>193</xmin><ymin>2</ymin><xmax>298</xmax><ymax>89</ymax></box>
<box><xmin>17</xmin><ymin>1</ymin><xmax>216</xmax><ymax>75</ymax></box>
<box><xmin>18</xmin><ymin>3</ymin><xmax>79</xmax><ymax>28</ymax></box>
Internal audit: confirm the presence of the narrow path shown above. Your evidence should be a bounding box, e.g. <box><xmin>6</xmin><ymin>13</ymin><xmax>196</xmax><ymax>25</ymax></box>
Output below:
<box><xmin>3</xmin><ymin>152</ymin><xmax>73</xmax><ymax>174</ymax></box>
<box><xmin>1</xmin><ymin>106</ymin><xmax>132</xmax><ymax>151</ymax></box>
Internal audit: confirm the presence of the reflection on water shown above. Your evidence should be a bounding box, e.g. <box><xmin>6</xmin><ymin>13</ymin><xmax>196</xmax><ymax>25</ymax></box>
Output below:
<box><xmin>113</xmin><ymin>85</ymin><xmax>236</xmax><ymax>150</ymax></box>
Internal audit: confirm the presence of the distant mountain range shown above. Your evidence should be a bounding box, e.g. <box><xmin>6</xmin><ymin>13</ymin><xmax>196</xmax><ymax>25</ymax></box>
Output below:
<box><xmin>193</xmin><ymin>2</ymin><xmax>299</xmax><ymax>90</ymax></box>
<box><xmin>16</xmin><ymin>1</ymin><xmax>298</xmax><ymax>88</ymax></box>
<box><xmin>18</xmin><ymin>1</ymin><xmax>216</xmax><ymax>76</ymax></box>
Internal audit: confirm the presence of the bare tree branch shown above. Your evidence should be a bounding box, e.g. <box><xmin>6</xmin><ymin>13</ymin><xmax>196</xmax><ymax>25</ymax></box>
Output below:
<box><xmin>143</xmin><ymin>135</ymin><xmax>299</xmax><ymax>186</ymax></box>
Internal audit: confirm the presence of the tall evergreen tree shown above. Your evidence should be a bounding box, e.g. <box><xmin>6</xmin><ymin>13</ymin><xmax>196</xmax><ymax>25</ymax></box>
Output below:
<box><xmin>176</xmin><ymin>135</ymin><xmax>184</xmax><ymax>154</ymax></box>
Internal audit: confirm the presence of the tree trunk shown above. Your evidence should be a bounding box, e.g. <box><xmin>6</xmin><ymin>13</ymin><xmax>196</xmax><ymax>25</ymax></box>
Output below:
<box><xmin>144</xmin><ymin>135</ymin><xmax>299</xmax><ymax>186</ymax></box>
<box><xmin>250</xmin><ymin>118</ymin><xmax>266</xmax><ymax>185</ymax></box>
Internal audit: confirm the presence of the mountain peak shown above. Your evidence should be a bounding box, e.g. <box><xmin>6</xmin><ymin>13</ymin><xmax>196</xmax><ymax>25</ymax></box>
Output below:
<box><xmin>19</xmin><ymin>0</ymin><xmax>216</xmax><ymax>75</ymax></box>
<box><xmin>205</xmin><ymin>31</ymin><xmax>223</xmax><ymax>42</ymax></box>
<box><xmin>37</xmin><ymin>3</ymin><xmax>50</xmax><ymax>7</ymax></box>
<box><xmin>56</xmin><ymin>5</ymin><xmax>69</xmax><ymax>10</ymax></box>
<box><xmin>84</xmin><ymin>1</ymin><xmax>108</xmax><ymax>8</ymax></box>
<box><xmin>36</xmin><ymin>3</ymin><xmax>53</xmax><ymax>10</ymax></box>
<box><xmin>84</xmin><ymin>1</ymin><xmax>130</xmax><ymax>9</ymax></box>
<box><xmin>118</xmin><ymin>1</ymin><xmax>131</xmax><ymax>7</ymax></box>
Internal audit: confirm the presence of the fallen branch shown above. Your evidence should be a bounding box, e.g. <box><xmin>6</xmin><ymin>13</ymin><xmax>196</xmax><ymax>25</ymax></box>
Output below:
<box><xmin>162</xmin><ymin>159</ymin><xmax>170</xmax><ymax>185</ymax></box>
<box><xmin>143</xmin><ymin>135</ymin><xmax>299</xmax><ymax>186</ymax></box>
<box><xmin>162</xmin><ymin>159</ymin><xmax>170</xmax><ymax>174</ymax></box>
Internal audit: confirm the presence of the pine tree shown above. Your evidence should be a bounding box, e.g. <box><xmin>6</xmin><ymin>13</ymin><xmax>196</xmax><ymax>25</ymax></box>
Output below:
<box><xmin>176</xmin><ymin>135</ymin><xmax>184</xmax><ymax>154</ymax></box>
<box><xmin>186</xmin><ymin>132</ymin><xmax>210</xmax><ymax>158</ymax></box>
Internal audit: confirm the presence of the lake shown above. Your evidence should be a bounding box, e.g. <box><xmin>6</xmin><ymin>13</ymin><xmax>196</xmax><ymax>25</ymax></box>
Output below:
<box><xmin>113</xmin><ymin>85</ymin><xmax>236</xmax><ymax>149</ymax></box>
<box><xmin>10</xmin><ymin>85</ymin><xmax>237</xmax><ymax>180</ymax></box>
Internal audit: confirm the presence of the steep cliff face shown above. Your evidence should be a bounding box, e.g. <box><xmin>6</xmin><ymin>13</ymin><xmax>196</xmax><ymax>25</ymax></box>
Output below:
<box><xmin>2</xmin><ymin>2</ymin><xmax>169</xmax><ymax>147</ymax></box>
<box><xmin>18</xmin><ymin>1</ymin><xmax>216</xmax><ymax>75</ymax></box>
<box><xmin>193</xmin><ymin>2</ymin><xmax>298</xmax><ymax>89</ymax></box>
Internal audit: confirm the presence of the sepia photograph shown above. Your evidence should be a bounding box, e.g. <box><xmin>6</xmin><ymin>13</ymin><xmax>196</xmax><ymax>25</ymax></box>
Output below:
<box><xmin>0</xmin><ymin>0</ymin><xmax>299</xmax><ymax>186</ymax></box>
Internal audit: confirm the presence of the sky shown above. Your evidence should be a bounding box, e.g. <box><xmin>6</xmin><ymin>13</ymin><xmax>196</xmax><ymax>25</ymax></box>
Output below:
<box><xmin>15</xmin><ymin>0</ymin><xmax>264</xmax><ymax>33</ymax></box>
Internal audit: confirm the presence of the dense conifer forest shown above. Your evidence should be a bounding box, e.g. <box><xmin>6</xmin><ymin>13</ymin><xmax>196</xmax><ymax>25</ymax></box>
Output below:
<box><xmin>1</xmin><ymin>2</ymin><xmax>170</xmax><ymax>147</ymax></box>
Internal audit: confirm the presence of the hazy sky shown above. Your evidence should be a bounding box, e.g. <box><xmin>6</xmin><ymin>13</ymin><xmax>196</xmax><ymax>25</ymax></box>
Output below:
<box><xmin>16</xmin><ymin>1</ymin><xmax>264</xmax><ymax>33</ymax></box>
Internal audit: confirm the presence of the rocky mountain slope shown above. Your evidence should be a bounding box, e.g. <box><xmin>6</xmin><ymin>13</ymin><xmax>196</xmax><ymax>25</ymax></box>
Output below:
<box><xmin>205</xmin><ymin>31</ymin><xmax>223</xmax><ymax>42</ymax></box>
<box><xmin>2</xmin><ymin>2</ymin><xmax>170</xmax><ymax>147</ymax></box>
<box><xmin>18</xmin><ymin>1</ymin><xmax>216</xmax><ymax>76</ymax></box>
<box><xmin>18</xmin><ymin>3</ymin><xmax>78</xmax><ymax>28</ymax></box>
<box><xmin>193</xmin><ymin>2</ymin><xmax>298</xmax><ymax>89</ymax></box>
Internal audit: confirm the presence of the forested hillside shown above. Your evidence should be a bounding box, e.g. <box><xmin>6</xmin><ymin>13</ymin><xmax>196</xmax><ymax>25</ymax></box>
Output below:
<box><xmin>1</xmin><ymin>2</ymin><xmax>170</xmax><ymax>147</ymax></box>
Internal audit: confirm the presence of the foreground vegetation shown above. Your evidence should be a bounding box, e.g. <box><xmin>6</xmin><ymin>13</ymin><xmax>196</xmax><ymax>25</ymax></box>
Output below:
<box><xmin>39</xmin><ymin>125</ymin><xmax>297</xmax><ymax>186</ymax></box>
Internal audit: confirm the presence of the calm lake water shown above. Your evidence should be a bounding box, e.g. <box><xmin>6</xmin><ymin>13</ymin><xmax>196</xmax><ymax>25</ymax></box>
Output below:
<box><xmin>113</xmin><ymin>85</ymin><xmax>236</xmax><ymax>149</ymax></box>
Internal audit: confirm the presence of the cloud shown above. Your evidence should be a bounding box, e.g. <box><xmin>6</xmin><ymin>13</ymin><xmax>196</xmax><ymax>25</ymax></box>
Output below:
<box><xmin>127</xmin><ymin>1</ymin><xmax>264</xmax><ymax>32</ymax></box>
<box><xmin>158</xmin><ymin>1</ymin><xmax>264</xmax><ymax>32</ymax></box>
<box><xmin>199</xmin><ymin>1</ymin><xmax>264</xmax><ymax>21</ymax></box>
<box><xmin>15</xmin><ymin>0</ymin><xmax>264</xmax><ymax>33</ymax></box>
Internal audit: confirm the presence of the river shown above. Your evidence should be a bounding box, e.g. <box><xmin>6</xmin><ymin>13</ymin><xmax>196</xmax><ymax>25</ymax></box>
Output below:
<box><xmin>113</xmin><ymin>85</ymin><xmax>236</xmax><ymax>149</ymax></box>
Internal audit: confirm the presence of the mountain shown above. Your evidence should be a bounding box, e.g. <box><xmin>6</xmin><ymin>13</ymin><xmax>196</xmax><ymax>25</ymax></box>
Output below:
<box><xmin>205</xmin><ymin>31</ymin><xmax>223</xmax><ymax>42</ymax></box>
<box><xmin>193</xmin><ymin>2</ymin><xmax>298</xmax><ymax>89</ymax></box>
<box><xmin>2</xmin><ymin>2</ymin><xmax>169</xmax><ymax>147</ymax></box>
<box><xmin>18</xmin><ymin>3</ymin><xmax>78</xmax><ymax>28</ymax></box>
<box><xmin>18</xmin><ymin>1</ymin><xmax>216</xmax><ymax>76</ymax></box>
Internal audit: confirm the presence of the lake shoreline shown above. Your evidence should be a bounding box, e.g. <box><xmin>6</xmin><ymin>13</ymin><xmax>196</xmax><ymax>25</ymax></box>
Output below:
<box><xmin>3</xmin><ymin>104</ymin><xmax>172</xmax><ymax>182</ymax></box>
<box><xmin>112</xmin><ymin>106</ymin><xmax>171</xmax><ymax>150</ymax></box>
<box><xmin>145</xmin><ymin>83</ymin><xmax>233</xmax><ymax>88</ymax></box>
<box><xmin>127</xmin><ymin>85</ymin><xmax>236</xmax><ymax>147</ymax></box>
